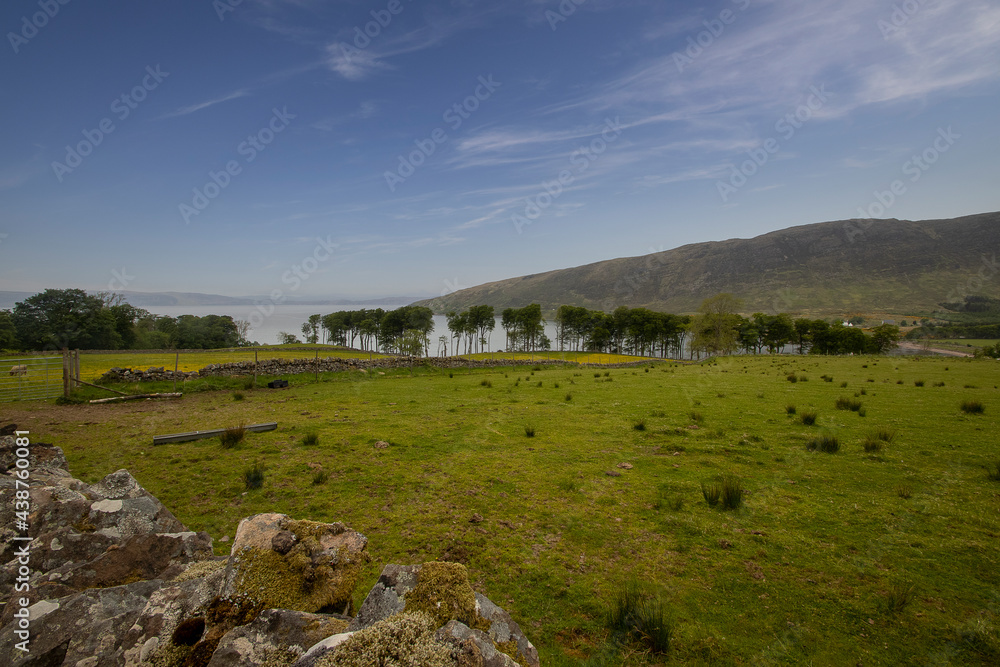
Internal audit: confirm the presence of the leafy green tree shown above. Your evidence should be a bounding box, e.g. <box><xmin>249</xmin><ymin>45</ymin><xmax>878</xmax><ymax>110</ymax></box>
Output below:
<box><xmin>300</xmin><ymin>314</ymin><xmax>321</xmax><ymax>344</ymax></box>
<box><xmin>691</xmin><ymin>293</ymin><xmax>743</xmax><ymax>355</ymax></box>
<box><xmin>869</xmin><ymin>324</ymin><xmax>901</xmax><ymax>353</ymax></box>
<box><xmin>0</xmin><ymin>310</ymin><xmax>19</xmax><ymax>349</ymax></box>
<box><xmin>13</xmin><ymin>288</ymin><xmax>121</xmax><ymax>350</ymax></box>
<box><xmin>278</xmin><ymin>331</ymin><xmax>301</xmax><ymax>345</ymax></box>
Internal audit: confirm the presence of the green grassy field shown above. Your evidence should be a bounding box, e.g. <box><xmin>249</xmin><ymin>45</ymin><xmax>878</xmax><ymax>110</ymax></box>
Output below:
<box><xmin>5</xmin><ymin>355</ymin><xmax>1000</xmax><ymax>664</ymax></box>
<box><xmin>919</xmin><ymin>339</ymin><xmax>1000</xmax><ymax>354</ymax></box>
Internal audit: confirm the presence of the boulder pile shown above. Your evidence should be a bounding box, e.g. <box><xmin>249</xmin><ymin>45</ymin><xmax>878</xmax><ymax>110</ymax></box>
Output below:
<box><xmin>0</xmin><ymin>436</ymin><xmax>539</xmax><ymax>666</ymax></box>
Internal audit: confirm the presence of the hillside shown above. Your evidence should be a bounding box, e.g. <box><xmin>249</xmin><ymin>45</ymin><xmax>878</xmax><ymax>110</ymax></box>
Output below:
<box><xmin>416</xmin><ymin>212</ymin><xmax>1000</xmax><ymax>316</ymax></box>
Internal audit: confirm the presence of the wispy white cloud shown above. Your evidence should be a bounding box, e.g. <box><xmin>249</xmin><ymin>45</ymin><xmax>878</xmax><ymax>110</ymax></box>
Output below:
<box><xmin>161</xmin><ymin>89</ymin><xmax>250</xmax><ymax>118</ymax></box>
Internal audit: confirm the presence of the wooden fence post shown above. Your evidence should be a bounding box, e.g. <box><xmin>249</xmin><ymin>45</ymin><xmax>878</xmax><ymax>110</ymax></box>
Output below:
<box><xmin>62</xmin><ymin>349</ymin><xmax>70</xmax><ymax>398</ymax></box>
<box><xmin>254</xmin><ymin>348</ymin><xmax>258</xmax><ymax>388</ymax></box>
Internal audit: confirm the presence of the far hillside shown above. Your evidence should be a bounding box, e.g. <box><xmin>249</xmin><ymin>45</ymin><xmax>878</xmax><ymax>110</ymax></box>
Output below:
<box><xmin>416</xmin><ymin>212</ymin><xmax>1000</xmax><ymax>316</ymax></box>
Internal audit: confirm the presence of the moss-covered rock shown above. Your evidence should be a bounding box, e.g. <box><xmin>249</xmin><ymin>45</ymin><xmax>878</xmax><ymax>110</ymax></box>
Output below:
<box><xmin>313</xmin><ymin>612</ymin><xmax>454</xmax><ymax>667</ymax></box>
<box><xmin>221</xmin><ymin>513</ymin><xmax>369</xmax><ymax>614</ymax></box>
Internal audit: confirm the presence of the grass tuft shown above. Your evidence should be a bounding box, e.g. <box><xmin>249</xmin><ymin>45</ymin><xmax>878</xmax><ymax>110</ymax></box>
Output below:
<box><xmin>701</xmin><ymin>480</ymin><xmax>721</xmax><ymax>506</ymax></box>
<box><xmin>311</xmin><ymin>470</ymin><xmax>328</xmax><ymax>485</ymax></box>
<box><xmin>606</xmin><ymin>583</ymin><xmax>673</xmax><ymax>655</ymax></box>
<box><xmin>524</xmin><ymin>424</ymin><xmax>536</xmax><ymax>438</ymax></box>
<box><xmin>633</xmin><ymin>419</ymin><xmax>646</xmax><ymax>431</ymax></box>
<box><xmin>301</xmin><ymin>431</ymin><xmax>319</xmax><ymax>447</ymax></box>
<box><xmin>232</xmin><ymin>391</ymin><xmax>245</xmax><ymax>401</ymax></box>
<box><xmin>242</xmin><ymin>462</ymin><xmax>265</xmax><ymax>490</ymax></box>
<box><xmin>786</xmin><ymin>373</ymin><xmax>798</xmax><ymax>383</ymax></box>
<box><xmin>785</xmin><ymin>404</ymin><xmax>797</xmax><ymax>415</ymax></box>
<box><xmin>960</xmin><ymin>400</ymin><xmax>985</xmax><ymax>415</ymax></box>
<box><xmin>884</xmin><ymin>582</ymin><xmax>915</xmax><ymax>614</ymax></box>
<box><xmin>689</xmin><ymin>411</ymin><xmax>704</xmax><ymax>424</ymax></box>
<box><xmin>914</xmin><ymin>379</ymin><xmax>925</xmax><ymax>387</ymax></box>
<box><xmin>219</xmin><ymin>423</ymin><xmax>246</xmax><ymax>449</ymax></box>
<box><xmin>806</xmin><ymin>435</ymin><xmax>840</xmax><ymax>453</ymax></box>
<box><xmin>897</xmin><ymin>485</ymin><xmax>912</xmax><ymax>499</ymax></box>
<box><xmin>800</xmin><ymin>410</ymin><xmax>818</xmax><ymax>426</ymax></box>
<box><xmin>720</xmin><ymin>475</ymin><xmax>744</xmax><ymax>510</ymax></box>
<box><xmin>986</xmin><ymin>461</ymin><xmax>1000</xmax><ymax>482</ymax></box>
<box><xmin>835</xmin><ymin>397</ymin><xmax>863</xmax><ymax>412</ymax></box>
<box><xmin>480</xmin><ymin>379</ymin><xmax>492</xmax><ymax>388</ymax></box>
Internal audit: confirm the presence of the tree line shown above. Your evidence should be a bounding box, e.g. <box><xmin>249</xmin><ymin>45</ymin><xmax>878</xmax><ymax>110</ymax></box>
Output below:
<box><xmin>0</xmin><ymin>289</ymin><xmax>247</xmax><ymax>351</ymax></box>
<box><xmin>287</xmin><ymin>306</ymin><xmax>435</xmax><ymax>356</ymax></box>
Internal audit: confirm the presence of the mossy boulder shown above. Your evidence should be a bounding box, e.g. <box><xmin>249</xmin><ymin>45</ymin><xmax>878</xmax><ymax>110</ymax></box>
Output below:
<box><xmin>347</xmin><ymin>563</ymin><xmax>539</xmax><ymax>667</ymax></box>
<box><xmin>221</xmin><ymin>513</ymin><xmax>369</xmax><ymax>614</ymax></box>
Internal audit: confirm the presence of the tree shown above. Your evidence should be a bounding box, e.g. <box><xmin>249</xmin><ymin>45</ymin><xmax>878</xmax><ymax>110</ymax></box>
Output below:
<box><xmin>691</xmin><ymin>293</ymin><xmax>743</xmax><ymax>355</ymax></box>
<box><xmin>13</xmin><ymin>288</ymin><xmax>121</xmax><ymax>350</ymax></box>
<box><xmin>0</xmin><ymin>310</ymin><xmax>18</xmax><ymax>349</ymax></box>
<box><xmin>278</xmin><ymin>331</ymin><xmax>301</xmax><ymax>345</ymax></box>
<box><xmin>234</xmin><ymin>319</ymin><xmax>252</xmax><ymax>346</ymax></box>
<box><xmin>300</xmin><ymin>314</ymin><xmax>321</xmax><ymax>344</ymax></box>
<box><xmin>869</xmin><ymin>324</ymin><xmax>901</xmax><ymax>353</ymax></box>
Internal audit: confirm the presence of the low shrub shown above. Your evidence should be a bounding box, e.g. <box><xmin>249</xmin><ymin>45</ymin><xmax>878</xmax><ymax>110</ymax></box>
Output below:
<box><xmin>933</xmin><ymin>381</ymin><xmax>945</xmax><ymax>387</ymax></box>
<box><xmin>480</xmin><ymin>379</ymin><xmax>492</xmax><ymax>388</ymax></box>
<box><xmin>565</xmin><ymin>393</ymin><xmax>573</xmax><ymax>402</ymax></box>
<box><xmin>897</xmin><ymin>485</ymin><xmax>912</xmax><ymax>499</ymax></box>
<box><xmin>987</xmin><ymin>461</ymin><xmax>1000</xmax><ymax>482</ymax></box>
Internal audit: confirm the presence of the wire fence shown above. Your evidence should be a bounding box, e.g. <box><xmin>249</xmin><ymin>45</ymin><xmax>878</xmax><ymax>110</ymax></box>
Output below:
<box><xmin>0</xmin><ymin>357</ymin><xmax>64</xmax><ymax>402</ymax></box>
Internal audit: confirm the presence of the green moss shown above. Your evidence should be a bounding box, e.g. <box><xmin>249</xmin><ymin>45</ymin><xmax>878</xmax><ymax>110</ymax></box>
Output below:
<box><xmin>228</xmin><ymin>545</ymin><xmax>364</xmax><ymax>613</ymax></box>
<box><xmin>406</xmin><ymin>562</ymin><xmax>478</xmax><ymax>628</ymax></box>
<box><xmin>315</xmin><ymin>612</ymin><xmax>453</xmax><ymax>667</ymax></box>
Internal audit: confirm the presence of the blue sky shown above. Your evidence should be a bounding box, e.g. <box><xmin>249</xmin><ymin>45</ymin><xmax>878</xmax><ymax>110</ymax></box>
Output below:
<box><xmin>2</xmin><ymin>0</ymin><xmax>998</xmax><ymax>300</ymax></box>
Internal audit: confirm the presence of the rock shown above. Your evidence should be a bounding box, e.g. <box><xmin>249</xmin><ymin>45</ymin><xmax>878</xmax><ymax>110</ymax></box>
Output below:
<box><xmin>436</xmin><ymin>620</ymin><xmax>522</xmax><ymax>667</ymax></box>
<box><xmin>0</xmin><ymin>437</ymin><xmax>68</xmax><ymax>473</ymax></box>
<box><xmin>206</xmin><ymin>608</ymin><xmax>350</xmax><ymax>667</ymax></box>
<box><xmin>292</xmin><ymin>612</ymin><xmax>454</xmax><ymax>667</ymax></box>
<box><xmin>33</xmin><ymin>531</ymin><xmax>213</xmax><ymax>592</ymax></box>
<box><xmin>221</xmin><ymin>513</ymin><xmax>369</xmax><ymax>613</ymax></box>
<box><xmin>469</xmin><ymin>513</ymin><xmax>484</xmax><ymax>524</ymax></box>
<box><xmin>617</xmin><ymin>462</ymin><xmax>633</xmax><ymax>469</ymax></box>
<box><xmin>605</xmin><ymin>470</ymin><xmax>622</xmax><ymax>477</ymax></box>
<box><xmin>348</xmin><ymin>562</ymin><xmax>539</xmax><ymax>667</ymax></box>
<box><xmin>118</xmin><ymin>565</ymin><xmax>233</xmax><ymax>666</ymax></box>
<box><xmin>0</xmin><ymin>579</ymin><xmax>162</xmax><ymax>667</ymax></box>
<box><xmin>0</xmin><ymin>424</ymin><xmax>17</xmax><ymax>436</ymax></box>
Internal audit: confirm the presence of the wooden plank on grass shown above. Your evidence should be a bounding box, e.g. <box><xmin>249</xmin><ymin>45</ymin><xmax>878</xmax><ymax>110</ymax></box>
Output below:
<box><xmin>153</xmin><ymin>422</ymin><xmax>277</xmax><ymax>446</ymax></box>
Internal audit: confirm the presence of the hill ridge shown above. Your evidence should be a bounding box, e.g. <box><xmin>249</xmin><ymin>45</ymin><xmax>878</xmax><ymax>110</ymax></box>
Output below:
<box><xmin>415</xmin><ymin>212</ymin><xmax>1000</xmax><ymax>316</ymax></box>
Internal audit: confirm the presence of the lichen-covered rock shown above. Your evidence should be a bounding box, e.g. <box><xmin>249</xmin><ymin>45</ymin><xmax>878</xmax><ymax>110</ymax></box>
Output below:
<box><xmin>221</xmin><ymin>514</ymin><xmax>369</xmax><ymax>614</ymax></box>
<box><xmin>291</xmin><ymin>612</ymin><xmax>454</xmax><ymax>667</ymax></box>
<box><xmin>0</xmin><ymin>437</ymin><xmax>68</xmax><ymax>474</ymax></box>
<box><xmin>436</xmin><ymin>620</ymin><xmax>522</xmax><ymax>667</ymax></box>
<box><xmin>33</xmin><ymin>531</ymin><xmax>213</xmax><ymax>592</ymax></box>
<box><xmin>206</xmin><ymin>608</ymin><xmax>350</xmax><ymax>667</ymax></box>
<box><xmin>0</xmin><ymin>578</ymin><xmax>162</xmax><ymax>667</ymax></box>
<box><xmin>117</xmin><ymin>565</ymin><xmax>230</xmax><ymax>666</ymax></box>
<box><xmin>347</xmin><ymin>562</ymin><xmax>539</xmax><ymax>667</ymax></box>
